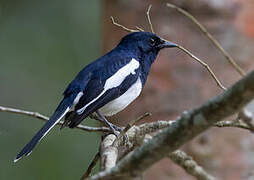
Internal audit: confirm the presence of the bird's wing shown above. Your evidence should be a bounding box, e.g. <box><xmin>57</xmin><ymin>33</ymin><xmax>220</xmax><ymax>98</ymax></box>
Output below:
<box><xmin>67</xmin><ymin>58</ymin><xmax>141</xmax><ymax>128</ymax></box>
<box><xmin>14</xmin><ymin>74</ymin><xmax>92</xmax><ymax>162</ymax></box>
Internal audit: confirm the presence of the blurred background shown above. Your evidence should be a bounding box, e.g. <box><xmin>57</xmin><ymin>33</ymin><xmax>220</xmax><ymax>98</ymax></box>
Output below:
<box><xmin>1</xmin><ymin>0</ymin><xmax>254</xmax><ymax>179</ymax></box>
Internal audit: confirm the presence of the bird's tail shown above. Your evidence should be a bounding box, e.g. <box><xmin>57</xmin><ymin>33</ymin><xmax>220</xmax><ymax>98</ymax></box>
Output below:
<box><xmin>14</xmin><ymin>98</ymin><xmax>72</xmax><ymax>162</ymax></box>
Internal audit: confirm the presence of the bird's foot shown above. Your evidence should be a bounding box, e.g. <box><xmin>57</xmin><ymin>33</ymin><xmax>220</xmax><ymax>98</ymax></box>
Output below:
<box><xmin>111</xmin><ymin>124</ymin><xmax>123</xmax><ymax>132</ymax></box>
<box><xmin>110</xmin><ymin>124</ymin><xmax>129</xmax><ymax>144</ymax></box>
<box><xmin>107</xmin><ymin>123</ymin><xmax>122</xmax><ymax>137</ymax></box>
<box><xmin>95</xmin><ymin>110</ymin><xmax>123</xmax><ymax>137</ymax></box>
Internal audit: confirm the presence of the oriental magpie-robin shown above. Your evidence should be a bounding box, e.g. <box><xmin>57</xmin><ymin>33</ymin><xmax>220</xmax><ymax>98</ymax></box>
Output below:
<box><xmin>14</xmin><ymin>32</ymin><xmax>177</xmax><ymax>162</ymax></box>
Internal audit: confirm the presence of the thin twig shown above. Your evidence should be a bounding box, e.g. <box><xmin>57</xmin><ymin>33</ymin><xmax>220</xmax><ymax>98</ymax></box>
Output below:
<box><xmin>215</xmin><ymin>106</ymin><xmax>254</xmax><ymax>132</ymax></box>
<box><xmin>147</xmin><ymin>5</ymin><xmax>154</xmax><ymax>33</ymax></box>
<box><xmin>169</xmin><ymin>150</ymin><xmax>217</xmax><ymax>180</ymax></box>
<box><xmin>166</xmin><ymin>3</ymin><xmax>245</xmax><ymax>77</ymax></box>
<box><xmin>0</xmin><ymin>105</ymin><xmax>110</xmax><ymax>132</ymax></box>
<box><xmin>135</xmin><ymin>26</ymin><xmax>144</xmax><ymax>32</ymax></box>
<box><xmin>214</xmin><ymin>120</ymin><xmax>252</xmax><ymax>131</ymax></box>
<box><xmin>175</xmin><ymin>44</ymin><xmax>226</xmax><ymax>90</ymax></box>
<box><xmin>81</xmin><ymin>152</ymin><xmax>100</xmax><ymax>180</ymax></box>
<box><xmin>0</xmin><ymin>105</ymin><xmax>49</xmax><ymax>120</ymax></box>
<box><xmin>110</xmin><ymin>16</ymin><xmax>138</xmax><ymax>33</ymax></box>
<box><xmin>215</xmin><ymin>111</ymin><xmax>254</xmax><ymax>132</ymax></box>
<box><xmin>110</xmin><ymin>11</ymin><xmax>226</xmax><ymax>90</ymax></box>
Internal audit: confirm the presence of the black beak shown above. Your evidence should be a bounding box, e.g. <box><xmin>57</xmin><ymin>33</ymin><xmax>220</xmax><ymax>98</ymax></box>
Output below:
<box><xmin>157</xmin><ymin>40</ymin><xmax>177</xmax><ymax>49</ymax></box>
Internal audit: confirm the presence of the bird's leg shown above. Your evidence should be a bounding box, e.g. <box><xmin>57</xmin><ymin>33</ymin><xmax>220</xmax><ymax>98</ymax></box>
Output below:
<box><xmin>95</xmin><ymin>110</ymin><xmax>122</xmax><ymax>136</ymax></box>
<box><xmin>91</xmin><ymin>112</ymin><xmax>122</xmax><ymax>131</ymax></box>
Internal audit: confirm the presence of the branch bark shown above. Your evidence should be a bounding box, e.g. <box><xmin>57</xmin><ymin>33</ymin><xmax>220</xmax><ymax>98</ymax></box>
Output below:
<box><xmin>168</xmin><ymin>150</ymin><xmax>217</xmax><ymax>180</ymax></box>
<box><xmin>88</xmin><ymin>68</ymin><xmax>254</xmax><ymax>180</ymax></box>
<box><xmin>100</xmin><ymin>134</ymin><xmax>118</xmax><ymax>171</ymax></box>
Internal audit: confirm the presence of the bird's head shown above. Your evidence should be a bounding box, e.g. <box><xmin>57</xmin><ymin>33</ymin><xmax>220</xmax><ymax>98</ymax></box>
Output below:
<box><xmin>118</xmin><ymin>32</ymin><xmax>177</xmax><ymax>55</ymax></box>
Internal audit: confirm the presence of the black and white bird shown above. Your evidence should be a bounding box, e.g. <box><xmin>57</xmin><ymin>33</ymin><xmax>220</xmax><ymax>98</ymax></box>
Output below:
<box><xmin>14</xmin><ymin>32</ymin><xmax>177</xmax><ymax>162</ymax></box>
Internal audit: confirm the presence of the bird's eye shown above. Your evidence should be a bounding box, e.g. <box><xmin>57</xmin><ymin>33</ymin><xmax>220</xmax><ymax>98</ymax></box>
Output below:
<box><xmin>149</xmin><ymin>38</ymin><xmax>156</xmax><ymax>46</ymax></box>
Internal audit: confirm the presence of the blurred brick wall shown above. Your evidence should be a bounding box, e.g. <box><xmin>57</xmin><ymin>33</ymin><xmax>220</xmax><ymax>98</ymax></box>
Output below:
<box><xmin>102</xmin><ymin>0</ymin><xmax>254</xmax><ymax>179</ymax></box>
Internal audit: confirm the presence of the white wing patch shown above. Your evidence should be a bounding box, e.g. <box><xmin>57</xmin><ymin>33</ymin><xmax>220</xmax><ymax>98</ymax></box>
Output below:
<box><xmin>100</xmin><ymin>77</ymin><xmax>142</xmax><ymax>116</ymax></box>
<box><xmin>73</xmin><ymin>92</ymin><xmax>84</xmax><ymax>106</ymax></box>
<box><xmin>77</xmin><ymin>58</ymin><xmax>140</xmax><ymax>114</ymax></box>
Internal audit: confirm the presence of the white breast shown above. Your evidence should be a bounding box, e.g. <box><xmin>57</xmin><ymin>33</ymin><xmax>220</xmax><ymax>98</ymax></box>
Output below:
<box><xmin>100</xmin><ymin>77</ymin><xmax>142</xmax><ymax>116</ymax></box>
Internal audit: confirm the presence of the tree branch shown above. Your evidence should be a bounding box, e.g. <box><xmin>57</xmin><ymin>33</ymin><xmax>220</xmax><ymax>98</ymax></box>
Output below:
<box><xmin>110</xmin><ymin>16</ymin><xmax>139</xmax><ymax>33</ymax></box>
<box><xmin>88</xmin><ymin>68</ymin><xmax>254</xmax><ymax>180</ymax></box>
<box><xmin>215</xmin><ymin>120</ymin><xmax>252</xmax><ymax>131</ymax></box>
<box><xmin>174</xmin><ymin>44</ymin><xmax>226</xmax><ymax>90</ymax></box>
<box><xmin>81</xmin><ymin>152</ymin><xmax>100</xmax><ymax>180</ymax></box>
<box><xmin>0</xmin><ymin>106</ymin><xmax>110</xmax><ymax>132</ymax></box>
<box><xmin>110</xmin><ymin>13</ymin><xmax>226</xmax><ymax>91</ymax></box>
<box><xmin>100</xmin><ymin>134</ymin><xmax>118</xmax><ymax>171</ymax></box>
<box><xmin>166</xmin><ymin>3</ymin><xmax>245</xmax><ymax>76</ymax></box>
<box><xmin>146</xmin><ymin>5</ymin><xmax>154</xmax><ymax>33</ymax></box>
<box><xmin>168</xmin><ymin>150</ymin><xmax>217</xmax><ymax>180</ymax></box>
<box><xmin>113</xmin><ymin>112</ymin><xmax>151</xmax><ymax>147</ymax></box>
